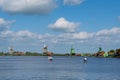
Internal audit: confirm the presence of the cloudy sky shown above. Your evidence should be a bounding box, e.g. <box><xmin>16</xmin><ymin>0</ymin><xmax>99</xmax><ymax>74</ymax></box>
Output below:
<box><xmin>0</xmin><ymin>0</ymin><xmax>120</xmax><ymax>53</ymax></box>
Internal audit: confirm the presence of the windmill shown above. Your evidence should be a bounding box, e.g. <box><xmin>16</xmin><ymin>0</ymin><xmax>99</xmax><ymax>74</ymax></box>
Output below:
<box><xmin>42</xmin><ymin>44</ymin><xmax>48</xmax><ymax>54</ymax></box>
<box><xmin>70</xmin><ymin>45</ymin><xmax>75</xmax><ymax>56</ymax></box>
<box><xmin>8</xmin><ymin>46</ymin><xmax>14</xmax><ymax>55</ymax></box>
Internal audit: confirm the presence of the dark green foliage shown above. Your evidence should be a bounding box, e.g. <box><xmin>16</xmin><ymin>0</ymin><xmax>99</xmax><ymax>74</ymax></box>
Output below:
<box><xmin>109</xmin><ymin>50</ymin><xmax>115</xmax><ymax>53</ymax></box>
<box><xmin>115</xmin><ymin>48</ymin><xmax>120</xmax><ymax>57</ymax></box>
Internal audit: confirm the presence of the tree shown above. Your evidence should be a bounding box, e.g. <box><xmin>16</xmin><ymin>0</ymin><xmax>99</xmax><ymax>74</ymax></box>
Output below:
<box><xmin>109</xmin><ymin>50</ymin><xmax>115</xmax><ymax>53</ymax></box>
<box><xmin>108</xmin><ymin>49</ymin><xmax>115</xmax><ymax>57</ymax></box>
<box><xmin>116</xmin><ymin>48</ymin><xmax>120</xmax><ymax>57</ymax></box>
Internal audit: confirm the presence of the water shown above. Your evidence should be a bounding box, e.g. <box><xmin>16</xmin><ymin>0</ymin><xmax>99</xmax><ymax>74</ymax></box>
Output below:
<box><xmin>0</xmin><ymin>56</ymin><xmax>120</xmax><ymax>80</ymax></box>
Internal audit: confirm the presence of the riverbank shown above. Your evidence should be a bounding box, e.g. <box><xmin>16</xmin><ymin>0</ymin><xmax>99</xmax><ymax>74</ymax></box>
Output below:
<box><xmin>0</xmin><ymin>53</ymin><xmax>120</xmax><ymax>58</ymax></box>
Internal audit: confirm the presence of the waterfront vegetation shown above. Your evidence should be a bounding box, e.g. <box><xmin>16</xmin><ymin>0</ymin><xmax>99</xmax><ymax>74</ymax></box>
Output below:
<box><xmin>0</xmin><ymin>48</ymin><xmax>120</xmax><ymax>58</ymax></box>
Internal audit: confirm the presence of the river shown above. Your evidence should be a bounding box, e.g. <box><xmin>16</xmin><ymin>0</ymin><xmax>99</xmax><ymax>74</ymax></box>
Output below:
<box><xmin>0</xmin><ymin>56</ymin><xmax>120</xmax><ymax>80</ymax></box>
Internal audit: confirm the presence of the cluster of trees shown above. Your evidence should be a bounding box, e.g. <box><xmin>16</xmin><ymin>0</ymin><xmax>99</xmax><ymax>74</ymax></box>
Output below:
<box><xmin>115</xmin><ymin>48</ymin><xmax>120</xmax><ymax>57</ymax></box>
<box><xmin>95</xmin><ymin>48</ymin><xmax>120</xmax><ymax>58</ymax></box>
<box><xmin>0</xmin><ymin>52</ymin><xmax>10</xmax><ymax>56</ymax></box>
<box><xmin>0</xmin><ymin>52</ymin><xmax>43</xmax><ymax>56</ymax></box>
<box><xmin>26</xmin><ymin>52</ymin><xmax>42</xmax><ymax>56</ymax></box>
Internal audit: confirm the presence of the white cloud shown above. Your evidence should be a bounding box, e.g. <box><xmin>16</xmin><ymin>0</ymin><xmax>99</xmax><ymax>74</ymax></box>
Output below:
<box><xmin>48</xmin><ymin>17</ymin><xmax>80</xmax><ymax>33</ymax></box>
<box><xmin>0</xmin><ymin>18</ymin><xmax>15</xmax><ymax>31</ymax></box>
<box><xmin>9</xmin><ymin>27</ymin><xmax>118</xmax><ymax>45</ymax></box>
<box><xmin>0</xmin><ymin>0</ymin><xmax>4</xmax><ymax>6</ymax></box>
<box><xmin>0</xmin><ymin>26</ymin><xmax>120</xmax><ymax>53</ymax></box>
<box><xmin>96</xmin><ymin>27</ymin><xmax>120</xmax><ymax>36</ymax></box>
<box><xmin>73</xmin><ymin>32</ymin><xmax>93</xmax><ymax>39</ymax></box>
<box><xmin>57</xmin><ymin>27</ymin><xmax>120</xmax><ymax>44</ymax></box>
<box><xmin>17</xmin><ymin>31</ymin><xmax>35</xmax><ymax>37</ymax></box>
<box><xmin>0</xmin><ymin>0</ymin><xmax>57</xmax><ymax>15</ymax></box>
<box><xmin>16</xmin><ymin>31</ymin><xmax>43</xmax><ymax>40</ymax></box>
<box><xmin>64</xmin><ymin>0</ymin><xmax>84</xmax><ymax>5</ymax></box>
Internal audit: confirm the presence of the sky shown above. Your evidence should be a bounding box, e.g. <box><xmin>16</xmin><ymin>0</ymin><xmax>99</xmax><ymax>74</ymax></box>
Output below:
<box><xmin>0</xmin><ymin>0</ymin><xmax>120</xmax><ymax>53</ymax></box>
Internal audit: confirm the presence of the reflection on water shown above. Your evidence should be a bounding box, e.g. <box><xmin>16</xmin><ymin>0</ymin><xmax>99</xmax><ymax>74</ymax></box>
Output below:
<box><xmin>0</xmin><ymin>56</ymin><xmax>120</xmax><ymax>80</ymax></box>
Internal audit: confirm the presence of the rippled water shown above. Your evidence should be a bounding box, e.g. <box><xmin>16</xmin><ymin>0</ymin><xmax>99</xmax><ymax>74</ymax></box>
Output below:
<box><xmin>0</xmin><ymin>56</ymin><xmax>120</xmax><ymax>80</ymax></box>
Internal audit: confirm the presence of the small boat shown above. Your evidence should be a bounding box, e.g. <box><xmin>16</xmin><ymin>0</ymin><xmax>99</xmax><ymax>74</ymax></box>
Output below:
<box><xmin>83</xmin><ymin>57</ymin><xmax>87</xmax><ymax>63</ymax></box>
<box><xmin>48</xmin><ymin>56</ymin><xmax>53</xmax><ymax>61</ymax></box>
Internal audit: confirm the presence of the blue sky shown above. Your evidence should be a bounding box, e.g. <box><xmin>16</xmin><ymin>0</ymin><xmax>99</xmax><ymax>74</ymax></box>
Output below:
<box><xmin>0</xmin><ymin>0</ymin><xmax>120</xmax><ymax>53</ymax></box>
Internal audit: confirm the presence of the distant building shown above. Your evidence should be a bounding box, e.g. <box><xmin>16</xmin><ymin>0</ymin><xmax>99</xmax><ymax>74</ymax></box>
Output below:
<box><xmin>96</xmin><ymin>47</ymin><xmax>105</xmax><ymax>57</ymax></box>
<box><xmin>108</xmin><ymin>52</ymin><xmax>114</xmax><ymax>56</ymax></box>
<box><xmin>47</xmin><ymin>52</ymin><xmax>53</xmax><ymax>56</ymax></box>
<box><xmin>14</xmin><ymin>52</ymin><xmax>26</xmax><ymax>56</ymax></box>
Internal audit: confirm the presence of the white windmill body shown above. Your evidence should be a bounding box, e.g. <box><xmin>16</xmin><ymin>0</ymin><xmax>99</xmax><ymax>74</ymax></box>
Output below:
<box><xmin>8</xmin><ymin>47</ymin><xmax>14</xmax><ymax>55</ymax></box>
<box><xmin>43</xmin><ymin>44</ymin><xmax>48</xmax><ymax>54</ymax></box>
